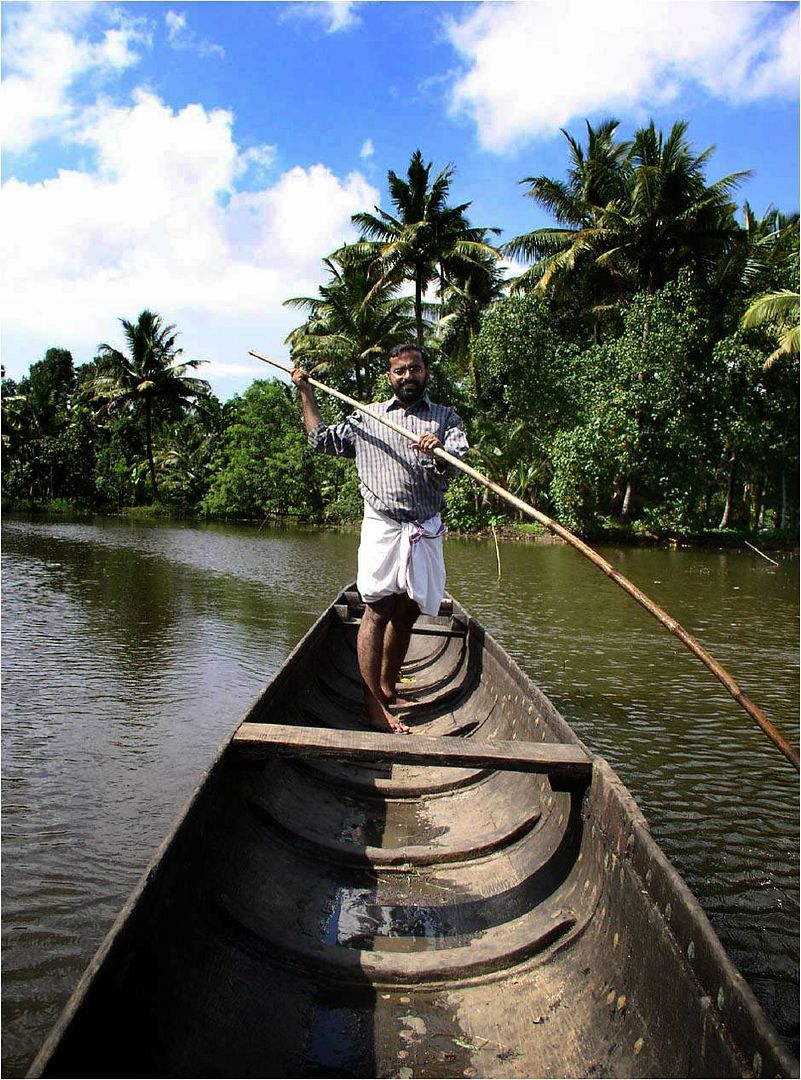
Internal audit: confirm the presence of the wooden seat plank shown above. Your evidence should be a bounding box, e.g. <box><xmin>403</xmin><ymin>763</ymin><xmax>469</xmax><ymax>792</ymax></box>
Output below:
<box><xmin>338</xmin><ymin>620</ymin><xmax>466</xmax><ymax>638</ymax></box>
<box><xmin>232</xmin><ymin>722</ymin><xmax>592</xmax><ymax>779</ymax></box>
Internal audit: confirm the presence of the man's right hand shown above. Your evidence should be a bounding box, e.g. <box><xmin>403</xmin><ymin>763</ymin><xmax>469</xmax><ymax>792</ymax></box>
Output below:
<box><xmin>293</xmin><ymin>366</ymin><xmax>324</xmax><ymax>433</ymax></box>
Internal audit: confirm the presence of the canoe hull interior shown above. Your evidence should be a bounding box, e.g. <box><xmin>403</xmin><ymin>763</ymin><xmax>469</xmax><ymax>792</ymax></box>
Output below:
<box><xmin>28</xmin><ymin>589</ymin><xmax>797</xmax><ymax>1079</ymax></box>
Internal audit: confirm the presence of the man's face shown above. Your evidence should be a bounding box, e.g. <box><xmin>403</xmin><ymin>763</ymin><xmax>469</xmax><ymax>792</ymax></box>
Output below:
<box><xmin>387</xmin><ymin>350</ymin><xmax>428</xmax><ymax>404</ymax></box>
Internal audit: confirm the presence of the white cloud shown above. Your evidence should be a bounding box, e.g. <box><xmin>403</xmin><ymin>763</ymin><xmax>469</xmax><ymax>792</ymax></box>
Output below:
<box><xmin>279</xmin><ymin>1</ymin><xmax>362</xmax><ymax>35</ymax></box>
<box><xmin>445</xmin><ymin>1</ymin><xmax>800</xmax><ymax>153</ymax></box>
<box><xmin>165</xmin><ymin>10</ymin><xmax>187</xmax><ymax>39</ymax></box>
<box><xmin>1</xmin><ymin>2</ymin><xmax>148</xmax><ymax>152</ymax></box>
<box><xmin>238</xmin><ymin>144</ymin><xmax>279</xmax><ymax>182</ymax></box>
<box><xmin>359</xmin><ymin>138</ymin><xmax>375</xmax><ymax>160</ymax></box>
<box><xmin>164</xmin><ymin>9</ymin><xmax>225</xmax><ymax>60</ymax></box>
<box><xmin>0</xmin><ymin>90</ymin><xmax>379</xmax><ymax>397</ymax></box>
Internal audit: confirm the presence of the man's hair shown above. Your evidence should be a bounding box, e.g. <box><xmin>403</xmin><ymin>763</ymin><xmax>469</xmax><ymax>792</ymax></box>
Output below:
<box><xmin>387</xmin><ymin>343</ymin><xmax>427</xmax><ymax>368</ymax></box>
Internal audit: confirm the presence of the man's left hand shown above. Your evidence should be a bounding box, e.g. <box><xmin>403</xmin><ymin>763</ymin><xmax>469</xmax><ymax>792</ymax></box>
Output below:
<box><xmin>412</xmin><ymin>433</ymin><xmax>443</xmax><ymax>457</ymax></box>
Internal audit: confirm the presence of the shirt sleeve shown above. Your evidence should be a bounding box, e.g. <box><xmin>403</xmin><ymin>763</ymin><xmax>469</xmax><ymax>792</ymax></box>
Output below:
<box><xmin>307</xmin><ymin>416</ymin><xmax>358</xmax><ymax>458</ymax></box>
<box><xmin>443</xmin><ymin>410</ymin><xmax>469</xmax><ymax>461</ymax></box>
<box><xmin>419</xmin><ymin>409</ymin><xmax>469</xmax><ymax>476</ymax></box>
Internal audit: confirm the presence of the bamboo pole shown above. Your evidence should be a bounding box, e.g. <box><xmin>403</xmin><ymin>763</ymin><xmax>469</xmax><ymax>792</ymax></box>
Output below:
<box><xmin>744</xmin><ymin>540</ymin><xmax>779</xmax><ymax>567</ymax></box>
<box><xmin>249</xmin><ymin>349</ymin><xmax>799</xmax><ymax>772</ymax></box>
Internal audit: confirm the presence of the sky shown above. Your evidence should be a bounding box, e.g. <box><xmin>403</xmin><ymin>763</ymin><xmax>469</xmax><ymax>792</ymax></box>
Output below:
<box><xmin>2</xmin><ymin>0</ymin><xmax>799</xmax><ymax>401</ymax></box>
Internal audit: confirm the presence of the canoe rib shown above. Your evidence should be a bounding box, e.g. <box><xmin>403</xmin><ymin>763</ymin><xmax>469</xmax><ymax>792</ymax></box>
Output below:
<box><xmin>233</xmin><ymin>722</ymin><xmax>593</xmax><ymax>780</ymax></box>
<box><xmin>218</xmin><ymin>891</ymin><xmax>580</xmax><ymax>986</ymax></box>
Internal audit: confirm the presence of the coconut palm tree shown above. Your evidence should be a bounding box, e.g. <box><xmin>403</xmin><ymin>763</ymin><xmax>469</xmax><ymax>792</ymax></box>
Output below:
<box><xmin>435</xmin><ymin>247</ymin><xmax>507</xmax><ymax>401</ymax></box>
<box><xmin>715</xmin><ymin>204</ymin><xmax>799</xmax><ymax>301</ymax></box>
<box><xmin>504</xmin><ymin>118</ymin><xmax>630</xmax><ymax>306</ymax></box>
<box><xmin>284</xmin><ymin>250</ymin><xmax>420</xmax><ymax>400</ymax></box>
<box><xmin>93</xmin><ymin>311</ymin><xmax>208</xmax><ymax>501</ymax></box>
<box><xmin>508</xmin><ymin>120</ymin><xmax>748</xmax><ymax>521</ymax></box>
<box><xmin>741</xmin><ymin>290</ymin><xmax>800</xmax><ymax>368</ymax></box>
<box><xmin>505</xmin><ymin>120</ymin><xmax>747</xmax><ymax>304</ymax></box>
<box><xmin>347</xmin><ymin>150</ymin><xmax>501</xmax><ymax>347</ymax></box>
<box><xmin>598</xmin><ymin>121</ymin><xmax>747</xmax><ymax>295</ymax></box>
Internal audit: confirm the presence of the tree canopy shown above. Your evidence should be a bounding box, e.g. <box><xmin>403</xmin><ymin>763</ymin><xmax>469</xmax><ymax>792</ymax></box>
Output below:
<box><xmin>4</xmin><ymin>125</ymin><xmax>798</xmax><ymax>539</ymax></box>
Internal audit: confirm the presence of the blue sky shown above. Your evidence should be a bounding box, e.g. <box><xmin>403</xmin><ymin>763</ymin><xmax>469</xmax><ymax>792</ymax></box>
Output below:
<box><xmin>2</xmin><ymin>0</ymin><xmax>798</xmax><ymax>400</ymax></box>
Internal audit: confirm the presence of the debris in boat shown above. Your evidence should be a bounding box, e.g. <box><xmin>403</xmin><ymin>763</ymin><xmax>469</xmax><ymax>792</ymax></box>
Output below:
<box><xmin>453</xmin><ymin>1036</ymin><xmax>489</xmax><ymax>1051</ymax></box>
<box><xmin>497</xmin><ymin>1048</ymin><xmax>522</xmax><ymax>1063</ymax></box>
<box><xmin>400</xmin><ymin>1015</ymin><xmax>426</xmax><ymax>1038</ymax></box>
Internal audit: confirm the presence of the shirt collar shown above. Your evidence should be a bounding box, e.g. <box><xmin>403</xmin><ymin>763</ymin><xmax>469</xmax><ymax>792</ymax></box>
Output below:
<box><xmin>387</xmin><ymin>393</ymin><xmax>432</xmax><ymax>412</ymax></box>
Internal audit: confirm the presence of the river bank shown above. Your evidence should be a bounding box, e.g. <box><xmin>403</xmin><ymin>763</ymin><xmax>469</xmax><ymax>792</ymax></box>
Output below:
<box><xmin>4</xmin><ymin>498</ymin><xmax>798</xmax><ymax>551</ymax></box>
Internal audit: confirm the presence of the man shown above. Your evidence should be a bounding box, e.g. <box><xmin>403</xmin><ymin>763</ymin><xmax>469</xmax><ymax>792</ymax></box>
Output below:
<box><xmin>292</xmin><ymin>343</ymin><xmax>468</xmax><ymax>734</ymax></box>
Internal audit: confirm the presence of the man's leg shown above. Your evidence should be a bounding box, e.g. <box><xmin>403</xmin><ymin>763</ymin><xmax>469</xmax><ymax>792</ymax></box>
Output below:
<box><xmin>380</xmin><ymin>593</ymin><xmax>420</xmax><ymax>705</ymax></box>
<box><xmin>357</xmin><ymin>595</ymin><xmax>411</xmax><ymax>734</ymax></box>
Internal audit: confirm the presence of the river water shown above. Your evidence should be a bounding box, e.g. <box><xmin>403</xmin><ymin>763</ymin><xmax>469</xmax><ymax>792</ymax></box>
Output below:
<box><xmin>2</xmin><ymin>515</ymin><xmax>798</xmax><ymax>1074</ymax></box>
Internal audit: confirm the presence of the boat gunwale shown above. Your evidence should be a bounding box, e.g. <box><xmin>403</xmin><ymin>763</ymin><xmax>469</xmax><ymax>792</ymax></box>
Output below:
<box><xmin>586</xmin><ymin>756</ymin><xmax>799</xmax><ymax>1078</ymax></box>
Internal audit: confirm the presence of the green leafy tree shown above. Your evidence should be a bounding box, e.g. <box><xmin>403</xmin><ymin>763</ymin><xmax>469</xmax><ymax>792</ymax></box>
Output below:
<box><xmin>1</xmin><ymin>348</ymin><xmax>80</xmax><ymax>502</ymax></box>
<box><xmin>713</xmin><ymin>333</ymin><xmax>798</xmax><ymax>529</ymax></box>
<box><xmin>93</xmin><ymin>311</ymin><xmax>209</xmax><ymax>501</ymax></box>
<box><xmin>469</xmin><ymin>293</ymin><xmax>585</xmax><ymax>437</ymax></box>
<box><xmin>435</xmin><ymin>247</ymin><xmax>507</xmax><ymax>401</ymax></box>
<box><xmin>202</xmin><ymin>380</ymin><xmax>321</xmax><ymax>518</ymax></box>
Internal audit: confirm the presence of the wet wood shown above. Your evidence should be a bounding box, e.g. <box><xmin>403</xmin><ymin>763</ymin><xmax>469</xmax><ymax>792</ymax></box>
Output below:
<box><xmin>233</xmin><ymin>722</ymin><xmax>593</xmax><ymax>778</ymax></box>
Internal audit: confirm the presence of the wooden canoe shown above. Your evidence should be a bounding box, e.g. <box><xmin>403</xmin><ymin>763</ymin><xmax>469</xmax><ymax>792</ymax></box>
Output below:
<box><xmin>28</xmin><ymin>587</ymin><xmax>797</xmax><ymax>1079</ymax></box>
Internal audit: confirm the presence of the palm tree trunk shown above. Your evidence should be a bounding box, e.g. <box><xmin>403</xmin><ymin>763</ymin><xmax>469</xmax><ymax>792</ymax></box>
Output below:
<box><xmin>611</xmin><ymin>476</ymin><xmax>624</xmax><ymax>518</ymax></box>
<box><xmin>414</xmin><ymin>275</ymin><xmax>424</xmax><ymax>348</ymax></box>
<box><xmin>739</xmin><ymin>481</ymin><xmax>752</xmax><ymax>527</ymax></box>
<box><xmin>719</xmin><ymin>449</ymin><xmax>737</xmax><ymax>529</ymax></box>
<box><xmin>353</xmin><ymin>360</ymin><xmax>364</xmax><ymax>401</ymax></box>
<box><xmin>753</xmin><ymin>476</ymin><xmax>765</xmax><ymax>531</ymax></box>
<box><xmin>144</xmin><ymin>398</ymin><xmax>159</xmax><ymax>501</ymax></box>
<box><xmin>621</xmin><ymin>294</ymin><xmax>650</xmax><ymax>524</ymax></box>
<box><xmin>469</xmin><ymin>353</ymin><xmax>483</xmax><ymax>405</ymax></box>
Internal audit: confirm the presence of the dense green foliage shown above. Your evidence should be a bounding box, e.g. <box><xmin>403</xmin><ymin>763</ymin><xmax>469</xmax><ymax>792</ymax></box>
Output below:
<box><xmin>3</xmin><ymin>122</ymin><xmax>798</xmax><ymax>539</ymax></box>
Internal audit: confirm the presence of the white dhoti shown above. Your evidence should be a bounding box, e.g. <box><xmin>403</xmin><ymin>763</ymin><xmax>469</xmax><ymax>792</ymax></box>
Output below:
<box><xmin>357</xmin><ymin>503</ymin><xmax>447</xmax><ymax>617</ymax></box>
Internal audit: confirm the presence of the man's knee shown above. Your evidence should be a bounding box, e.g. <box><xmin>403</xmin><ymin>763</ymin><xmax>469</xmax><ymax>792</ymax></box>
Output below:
<box><xmin>364</xmin><ymin>595</ymin><xmax>397</xmax><ymax>625</ymax></box>
<box><xmin>393</xmin><ymin>593</ymin><xmax>420</xmax><ymax>626</ymax></box>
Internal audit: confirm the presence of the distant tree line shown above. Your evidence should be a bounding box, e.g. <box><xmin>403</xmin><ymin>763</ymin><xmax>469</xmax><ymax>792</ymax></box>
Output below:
<box><xmin>2</xmin><ymin>119</ymin><xmax>798</xmax><ymax>537</ymax></box>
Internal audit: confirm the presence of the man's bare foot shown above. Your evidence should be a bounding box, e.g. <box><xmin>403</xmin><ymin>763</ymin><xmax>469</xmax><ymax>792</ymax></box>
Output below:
<box><xmin>365</xmin><ymin>695</ymin><xmax>411</xmax><ymax>734</ymax></box>
<box><xmin>380</xmin><ymin>680</ymin><xmax>418</xmax><ymax>707</ymax></box>
<box><xmin>388</xmin><ymin>695</ymin><xmax>417</xmax><ymax>710</ymax></box>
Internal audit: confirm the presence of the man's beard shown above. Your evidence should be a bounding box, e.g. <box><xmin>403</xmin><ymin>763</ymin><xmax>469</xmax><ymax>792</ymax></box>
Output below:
<box><xmin>396</xmin><ymin>381</ymin><xmax>426</xmax><ymax>403</ymax></box>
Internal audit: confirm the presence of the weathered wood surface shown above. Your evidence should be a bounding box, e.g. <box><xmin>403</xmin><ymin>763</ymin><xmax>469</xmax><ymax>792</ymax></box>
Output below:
<box><xmin>233</xmin><ymin>722</ymin><xmax>593</xmax><ymax>778</ymax></box>
<box><xmin>340</xmin><ymin>620</ymin><xmax>467</xmax><ymax>638</ymax></box>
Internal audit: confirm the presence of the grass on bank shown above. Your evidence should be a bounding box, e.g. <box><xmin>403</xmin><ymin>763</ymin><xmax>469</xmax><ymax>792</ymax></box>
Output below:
<box><xmin>4</xmin><ymin>496</ymin><xmax>797</xmax><ymax>550</ymax></box>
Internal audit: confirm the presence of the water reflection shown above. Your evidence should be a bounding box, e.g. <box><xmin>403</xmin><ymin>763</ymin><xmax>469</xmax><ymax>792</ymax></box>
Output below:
<box><xmin>1</xmin><ymin>516</ymin><xmax>797</xmax><ymax>1075</ymax></box>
